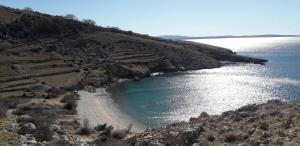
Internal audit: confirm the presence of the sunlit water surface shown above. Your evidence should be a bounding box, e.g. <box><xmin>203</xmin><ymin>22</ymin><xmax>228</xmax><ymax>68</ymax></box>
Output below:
<box><xmin>110</xmin><ymin>37</ymin><xmax>300</xmax><ymax>127</ymax></box>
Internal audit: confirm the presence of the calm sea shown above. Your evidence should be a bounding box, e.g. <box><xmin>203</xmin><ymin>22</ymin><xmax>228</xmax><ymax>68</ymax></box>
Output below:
<box><xmin>109</xmin><ymin>37</ymin><xmax>300</xmax><ymax>128</ymax></box>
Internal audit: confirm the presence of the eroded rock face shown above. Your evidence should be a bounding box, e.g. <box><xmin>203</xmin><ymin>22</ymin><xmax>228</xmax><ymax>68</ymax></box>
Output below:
<box><xmin>130</xmin><ymin>100</ymin><xmax>300</xmax><ymax>146</ymax></box>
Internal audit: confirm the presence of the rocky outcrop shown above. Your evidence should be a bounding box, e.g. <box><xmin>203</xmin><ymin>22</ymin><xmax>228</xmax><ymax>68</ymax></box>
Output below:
<box><xmin>130</xmin><ymin>100</ymin><xmax>300</xmax><ymax>146</ymax></box>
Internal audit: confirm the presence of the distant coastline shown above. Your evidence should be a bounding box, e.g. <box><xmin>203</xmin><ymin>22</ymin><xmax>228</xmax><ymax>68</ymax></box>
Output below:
<box><xmin>159</xmin><ymin>34</ymin><xmax>300</xmax><ymax>40</ymax></box>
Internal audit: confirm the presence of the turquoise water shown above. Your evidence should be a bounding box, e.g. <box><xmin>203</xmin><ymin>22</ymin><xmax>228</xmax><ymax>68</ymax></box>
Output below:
<box><xmin>110</xmin><ymin>37</ymin><xmax>300</xmax><ymax>128</ymax></box>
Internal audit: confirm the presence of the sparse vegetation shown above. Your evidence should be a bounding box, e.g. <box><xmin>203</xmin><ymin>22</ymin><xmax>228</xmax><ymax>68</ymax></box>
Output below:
<box><xmin>82</xmin><ymin>19</ymin><xmax>96</xmax><ymax>25</ymax></box>
<box><xmin>64</xmin><ymin>100</ymin><xmax>77</xmax><ymax>111</ymax></box>
<box><xmin>33</xmin><ymin>126</ymin><xmax>53</xmax><ymax>142</ymax></box>
<box><xmin>61</xmin><ymin>93</ymin><xmax>79</xmax><ymax>103</ymax></box>
<box><xmin>78</xmin><ymin>119</ymin><xmax>91</xmax><ymax>135</ymax></box>
<box><xmin>102</xmin><ymin>126</ymin><xmax>113</xmax><ymax>137</ymax></box>
<box><xmin>64</xmin><ymin>14</ymin><xmax>78</xmax><ymax>20</ymax></box>
<box><xmin>23</xmin><ymin>7</ymin><xmax>33</xmax><ymax>12</ymax></box>
<box><xmin>0</xmin><ymin>102</ymin><xmax>7</xmax><ymax>118</ymax></box>
<box><xmin>95</xmin><ymin>123</ymin><xmax>107</xmax><ymax>131</ymax></box>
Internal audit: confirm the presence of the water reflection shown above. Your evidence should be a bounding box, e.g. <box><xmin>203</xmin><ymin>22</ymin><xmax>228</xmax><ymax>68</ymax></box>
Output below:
<box><xmin>112</xmin><ymin>37</ymin><xmax>300</xmax><ymax>127</ymax></box>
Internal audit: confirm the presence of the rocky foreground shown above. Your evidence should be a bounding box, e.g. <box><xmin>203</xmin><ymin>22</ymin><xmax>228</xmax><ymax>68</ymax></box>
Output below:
<box><xmin>130</xmin><ymin>100</ymin><xmax>300</xmax><ymax>146</ymax></box>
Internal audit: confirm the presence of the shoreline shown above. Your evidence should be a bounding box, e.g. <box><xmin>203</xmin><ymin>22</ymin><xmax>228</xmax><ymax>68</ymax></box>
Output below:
<box><xmin>77</xmin><ymin>88</ymin><xmax>145</xmax><ymax>132</ymax></box>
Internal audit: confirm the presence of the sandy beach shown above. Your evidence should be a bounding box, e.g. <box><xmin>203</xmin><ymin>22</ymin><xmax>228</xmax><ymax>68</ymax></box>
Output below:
<box><xmin>77</xmin><ymin>88</ymin><xmax>145</xmax><ymax>132</ymax></box>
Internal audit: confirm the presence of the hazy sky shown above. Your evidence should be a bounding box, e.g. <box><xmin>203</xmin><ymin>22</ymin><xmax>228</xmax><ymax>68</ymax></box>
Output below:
<box><xmin>1</xmin><ymin>0</ymin><xmax>299</xmax><ymax>36</ymax></box>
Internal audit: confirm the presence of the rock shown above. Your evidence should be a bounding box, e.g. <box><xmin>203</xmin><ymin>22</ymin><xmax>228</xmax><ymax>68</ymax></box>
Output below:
<box><xmin>239</xmin><ymin>111</ymin><xmax>250</xmax><ymax>118</ymax></box>
<box><xmin>261</xmin><ymin>131</ymin><xmax>271</xmax><ymax>139</ymax></box>
<box><xmin>84</xmin><ymin>85</ymin><xmax>96</xmax><ymax>93</ymax></box>
<box><xmin>206</xmin><ymin>135</ymin><xmax>215</xmax><ymax>142</ymax></box>
<box><xmin>248</xmin><ymin>128</ymin><xmax>256</xmax><ymax>135</ymax></box>
<box><xmin>133</xmin><ymin>76</ymin><xmax>140</xmax><ymax>81</ymax></box>
<box><xmin>24</xmin><ymin>123</ymin><xmax>37</xmax><ymax>131</ymax></box>
<box><xmin>268</xmin><ymin>109</ymin><xmax>280</xmax><ymax>116</ymax></box>
<box><xmin>238</xmin><ymin>104</ymin><xmax>259</xmax><ymax>112</ymax></box>
<box><xmin>199</xmin><ymin>112</ymin><xmax>209</xmax><ymax>119</ymax></box>
<box><xmin>27</xmin><ymin>139</ymin><xmax>37</xmax><ymax>144</ymax></box>
<box><xmin>259</xmin><ymin>122</ymin><xmax>269</xmax><ymax>131</ymax></box>
<box><xmin>274</xmin><ymin>137</ymin><xmax>284</xmax><ymax>145</ymax></box>
<box><xmin>30</xmin><ymin>83</ymin><xmax>52</xmax><ymax>93</ymax></box>
<box><xmin>18</xmin><ymin>123</ymin><xmax>37</xmax><ymax>135</ymax></box>
<box><xmin>287</xmin><ymin>131</ymin><xmax>297</xmax><ymax>139</ymax></box>
<box><xmin>282</xmin><ymin>116</ymin><xmax>293</xmax><ymax>129</ymax></box>
<box><xmin>277</xmin><ymin>130</ymin><xmax>285</xmax><ymax>137</ymax></box>
<box><xmin>261</xmin><ymin>138</ymin><xmax>270</xmax><ymax>144</ymax></box>
<box><xmin>224</xmin><ymin>133</ymin><xmax>238</xmax><ymax>143</ymax></box>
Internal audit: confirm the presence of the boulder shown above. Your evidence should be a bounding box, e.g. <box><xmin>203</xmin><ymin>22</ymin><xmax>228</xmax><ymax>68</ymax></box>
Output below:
<box><xmin>84</xmin><ymin>85</ymin><xmax>96</xmax><ymax>93</ymax></box>
<box><xmin>30</xmin><ymin>84</ymin><xmax>52</xmax><ymax>93</ymax></box>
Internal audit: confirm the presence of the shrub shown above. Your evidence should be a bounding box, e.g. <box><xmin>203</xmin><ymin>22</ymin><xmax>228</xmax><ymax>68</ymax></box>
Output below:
<box><xmin>1</xmin><ymin>97</ymin><xmax>29</xmax><ymax>109</ymax></box>
<box><xmin>23</xmin><ymin>7</ymin><xmax>33</xmax><ymax>12</ymax></box>
<box><xmin>63</xmin><ymin>100</ymin><xmax>77</xmax><ymax>111</ymax></box>
<box><xmin>64</xmin><ymin>14</ymin><xmax>78</xmax><ymax>20</ymax></box>
<box><xmin>12</xmin><ymin>105</ymin><xmax>31</xmax><ymax>115</ymax></box>
<box><xmin>112</xmin><ymin>124</ymin><xmax>132</xmax><ymax>139</ymax></box>
<box><xmin>60</xmin><ymin>93</ymin><xmax>79</xmax><ymax>103</ymax></box>
<box><xmin>33</xmin><ymin>126</ymin><xmax>53</xmax><ymax>142</ymax></box>
<box><xmin>224</xmin><ymin>133</ymin><xmax>238</xmax><ymax>143</ymax></box>
<box><xmin>95</xmin><ymin>123</ymin><xmax>107</xmax><ymax>131</ymax></box>
<box><xmin>112</xmin><ymin>130</ymin><xmax>127</xmax><ymax>139</ymax></box>
<box><xmin>82</xmin><ymin>19</ymin><xmax>96</xmax><ymax>25</ymax></box>
<box><xmin>78</xmin><ymin>119</ymin><xmax>91</xmax><ymax>135</ymax></box>
<box><xmin>102</xmin><ymin>126</ymin><xmax>113</xmax><ymax>136</ymax></box>
<box><xmin>0</xmin><ymin>103</ymin><xmax>7</xmax><ymax>119</ymax></box>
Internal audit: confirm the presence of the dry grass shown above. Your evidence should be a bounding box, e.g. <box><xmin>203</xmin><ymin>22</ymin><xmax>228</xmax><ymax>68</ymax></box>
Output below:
<box><xmin>37</xmin><ymin>72</ymin><xmax>83</xmax><ymax>88</ymax></box>
<box><xmin>0</xmin><ymin>54</ymin><xmax>51</xmax><ymax>64</ymax></box>
<box><xmin>0</xmin><ymin>79</ymin><xmax>36</xmax><ymax>89</ymax></box>
<box><xmin>22</xmin><ymin>60</ymin><xmax>66</xmax><ymax>69</ymax></box>
<box><xmin>0</xmin><ymin>91</ymin><xmax>28</xmax><ymax>100</ymax></box>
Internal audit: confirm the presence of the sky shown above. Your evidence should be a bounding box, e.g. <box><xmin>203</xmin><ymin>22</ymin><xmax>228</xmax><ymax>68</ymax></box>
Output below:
<box><xmin>0</xmin><ymin>0</ymin><xmax>299</xmax><ymax>36</ymax></box>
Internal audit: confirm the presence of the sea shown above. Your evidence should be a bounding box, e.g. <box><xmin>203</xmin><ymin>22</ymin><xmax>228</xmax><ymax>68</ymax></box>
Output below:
<box><xmin>108</xmin><ymin>37</ymin><xmax>300</xmax><ymax>128</ymax></box>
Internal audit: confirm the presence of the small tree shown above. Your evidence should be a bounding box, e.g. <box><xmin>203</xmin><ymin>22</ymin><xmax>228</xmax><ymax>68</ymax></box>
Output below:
<box><xmin>64</xmin><ymin>14</ymin><xmax>78</xmax><ymax>20</ymax></box>
<box><xmin>23</xmin><ymin>7</ymin><xmax>33</xmax><ymax>12</ymax></box>
<box><xmin>82</xmin><ymin>19</ymin><xmax>96</xmax><ymax>25</ymax></box>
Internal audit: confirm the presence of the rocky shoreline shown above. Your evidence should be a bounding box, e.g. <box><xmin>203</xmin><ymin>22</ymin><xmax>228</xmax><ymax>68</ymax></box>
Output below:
<box><xmin>131</xmin><ymin>100</ymin><xmax>300</xmax><ymax>146</ymax></box>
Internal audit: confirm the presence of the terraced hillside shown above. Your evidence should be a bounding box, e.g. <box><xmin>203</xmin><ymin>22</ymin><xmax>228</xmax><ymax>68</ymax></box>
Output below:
<box><xmin>0</xmin><ymin>42</ymin><xmax>83</xmax><ymax>100</ymax></box>
<box><xmin>0</xmin><ymin>6</ymin><xmax>266</xmax><ymax>100</ymax></box>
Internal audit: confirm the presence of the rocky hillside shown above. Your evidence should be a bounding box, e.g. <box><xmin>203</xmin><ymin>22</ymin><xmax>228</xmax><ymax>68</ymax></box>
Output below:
<box><xmin>131</xmin><ymin>100</ymin><xmax>300</xmax><ymax>146</ymax></box>
<box><xmin>0</xmin><ymin>6</ymin><xmax>269</xmax><ymax>146</ymax></box>
<box><xmin>0</xmin><ymin>6</ymin><xmax>267</xmax><ymax>99</ymax></box>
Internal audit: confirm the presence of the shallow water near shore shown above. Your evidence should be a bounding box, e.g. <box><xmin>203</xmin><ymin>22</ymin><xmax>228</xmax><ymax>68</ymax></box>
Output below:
<box><xmin>109</xmin><ymin>37</ymin><xmax>300</xmax><ymax>128</ymax></box>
